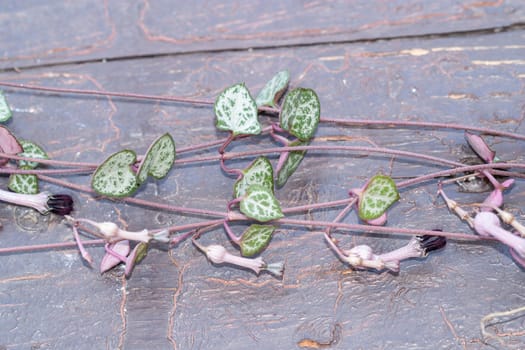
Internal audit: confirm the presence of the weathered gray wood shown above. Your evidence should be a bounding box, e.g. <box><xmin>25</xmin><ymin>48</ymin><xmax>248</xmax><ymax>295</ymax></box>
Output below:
<box><xmin>1</xmin><ymin>0</ymin><xmax>524</xmax><ymax>69</ymax></box>
<box><xmin>1</xmin><ymin>7</ymin><xmax>525</xmax><ymax>350</ymax></box>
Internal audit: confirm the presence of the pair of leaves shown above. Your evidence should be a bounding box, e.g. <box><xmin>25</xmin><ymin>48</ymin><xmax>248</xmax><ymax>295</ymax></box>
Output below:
<box><xmin>6</xmin><ymin>137</ymin><xmax>48</xmax><ymax>194</ymax></box>
<box><xmin>91</xmin><ymin>133</ymin><xmax>176</xmax><ymax>197</ymax></box>
<box><xmin>233</xmin><ymin>157</ymin><xmax>283</xmax><ymax>221</ymax></box>
<box><xmin>357</xmin><ymin>175</ymin><xmax>400</xmax><ymax>221</ymax></box>
<box><xmin>215</xmin><ymin>71</ymin><xmax>291</xmax><ymax>136</ymax></box>
<box><xmin>232</xmin><ymin>157</ymin><xmax>281</xmax><ymax>256</ymax></box>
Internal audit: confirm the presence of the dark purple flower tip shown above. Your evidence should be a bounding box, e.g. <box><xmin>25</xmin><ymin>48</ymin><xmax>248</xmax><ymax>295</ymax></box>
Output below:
<box><xmin>47</xmin><ymin>194</ymin><xmax>74</xmax><ymax>215</ymax></box>
<box><xmin>416</xmin><ymin>233</ymin><xmax>447</xmax><ymax>254</ymax></box>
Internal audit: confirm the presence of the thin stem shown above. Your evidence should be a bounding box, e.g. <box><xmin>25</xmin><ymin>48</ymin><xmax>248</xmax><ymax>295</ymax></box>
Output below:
<box><xmin>0</xmin><ymin>239</ymin><xmax>105</xmax><ymax>254</ymax></box>
<box><xmin>321</xmin><ymin>117</ymin><xmax>525</xmax><ymax>142</ymax></box>
<box><xmin>325</xmin><ymin>197</ymin><xmax>358</xmax><ymax>235</ymax></box>
<box><xmin>175</xmin><ymin>143</ymin><xmax>466</xmax><ymax>169</ymax></box>
<box><xmin>223</xmin><ymin>221</ymin><xmax>241</xmax><ymax>244</ymax></box>
<box><xmin>0</xmin><ymin>81</ymin><xmax>214</xmax><ymax>106</ymax></box>
<box><xmin>274</xmin><ymin>217</ymin><xmax>494</xmax><ymax>242</ymax></box>
<box><xmin>0</xmin><ymin>152</ymin><xmax>98</xmax><ymax>168</ymax></box>
<box><xmin>397</xmin><ymin>163</ymin><xmax>525</xmax><ymax>189</ymax></box>
<box><xmin>3</xmin><ymin>80</ymin><xmax>524</xmax><ymax>142</ymax></box>
<box><xmin>282</xmin><ymin>198</ymin><xmax>354</xmax><ymax>214</ymax></box>
<box><xmin>0</xmin><ymin>167</ymin><xmax>93</xmax><ymax>176</ymax></box>
<box><xmin>38</xmin><ymin>175</ymin><xmax>227</xmax><ymax>218</ymax></box>
<box><xmin>164</xmin><ymin>219</ymin><xmax>225</xmax><ymax>235</ymax></box>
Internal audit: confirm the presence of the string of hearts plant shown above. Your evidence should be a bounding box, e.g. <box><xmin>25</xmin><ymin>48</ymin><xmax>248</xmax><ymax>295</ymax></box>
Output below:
<box><xmin>1</xmin><ymin>71</ymin><xmax>525</xmax><ymax>292</ymax></box>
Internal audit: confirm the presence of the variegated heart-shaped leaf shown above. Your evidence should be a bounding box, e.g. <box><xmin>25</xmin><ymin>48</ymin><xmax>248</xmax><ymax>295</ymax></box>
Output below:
<box><xmin>18</xmin><ymin>140</ymin><xmax>48</xmax><ymax>169</ymax></box>
<box><xmin>8</xmin><ymin>170</ymin><xmax>39</xmax><ymax>194</ymax></box>
<box><xmin>358</xmin><ymin>175</ymin><xmax>400</xmax><ymax>220</ymax></box>
<box><xmin>240</xmin><ymin>184</ymin><xmax>284</xmax><ymax>222</ymax></box>
<box><xmin>91</xmin><ymin>150</ymin><xmax>139</xmax><ymax>197</ymax></box>
<box><xmin>240</xmin><ymin>224</ymin><xmax>276</xmax><ymax>257</ymax></box>
<box><xmin>276</xmin><ymin>140</ymin><xmax>308</xmax><ymax>187</ymax></box>
<box><xmin>0</xmin><ymin>91</ymin><xmax>12</xmax><ymax>122</ymax></box>
<box><xmin>233</xmin><ymin>156</ymin><xmax>274</xmax><ymax>198</ymax></box>
<box><xmin>279</xmin><ymin>88</ymin><xmax>320</xmax><ymax>141</ymax></box>
<box><xmin>255</xmin><ymin>70</ymin><xmax>290</xmax><ymax>107</ymax></box>
<box><xmin>215</xmin><ymin>83</ymin><xmax>261</xmax><ymax>136</ymax></box>
<box><xmin>137</xmin><ymin>133</ymin><xmax>176</xmax><ymax>184</ymax></box>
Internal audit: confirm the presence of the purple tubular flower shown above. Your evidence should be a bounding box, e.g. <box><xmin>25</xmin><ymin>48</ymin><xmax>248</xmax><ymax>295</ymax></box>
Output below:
<box><xmin>417</xmin><ymin>234</ymin><xmax>447</xmax><ymax>256</ymax></box>
<box><xmin>46</xmin><ymin>194</ymin><xmax>74</xmax><ymax>215</ymax></box>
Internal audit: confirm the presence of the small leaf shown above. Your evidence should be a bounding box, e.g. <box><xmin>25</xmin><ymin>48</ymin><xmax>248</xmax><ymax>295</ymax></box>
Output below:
<box><xmin>358</xmin><ymin>175</ymin><xmax>400</xmax><ymax>221</ymax></box>
<box><xmin>214</xmin><ymin>83</ymin><xmax>261</xmax><ymax>136</ymax></box>
<box><xmin>0</xmin><ymin>91</ymin><xmax>12</xmax><ymax>122</ymax></box>
<box><xmin>255</xmin><ymin>70</ymin><xmax>290</xmax><ymax>107</ymax></box>
<box><xmin>18</xmin><ymin>140</ymin><xmax>48</xmax><ymax>169</ymax></box>
<box><xmin>0</xmin><ymin>126</ymin><xmax>22</xmax><ymax>166</ymax></box>
<box><xmin>240</xmin><ymin>184</ymin><xmax>284</xmax><ymax>222</ymax></box>
<box><xmin>240</xmin><ymin>224</ymin><xmax>276</xmax><ymax>257</ymax></box>
<box><xmin>276</xmin><ymin>140</ymin><xmax>308</xmax><ymax>187</ymax></box>
<box><xmin>279</xmin><ymin>88</ymin><xmax>320</xmax><ymax>141</ymax></box>
<box><xmin>233</xmin><ymin>156</ymin><xmax>274</xmax><ymax>198</ymax></box>
<box><xmin>137</xmin><ymin>133</ymin><xmax>176</xmax><ymax>184</ymax></box>
<box><xmin>8</xmin><ymin>170</ymin><xmax>39</xmax><ymax>194</ymax></box>
<box><xmin>91</xmin><ymin>150</ymin><xmax>139</xmax><ymax>197</ymax></box>
<box><xmin>125</xmin><ymin>242</ymin><xmax>149</xmax><ymax>277</ymax></box>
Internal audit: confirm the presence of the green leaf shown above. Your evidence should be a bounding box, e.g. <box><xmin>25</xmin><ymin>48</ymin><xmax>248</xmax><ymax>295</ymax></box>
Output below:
<box><xmin>358</xmin><ymin>175</ymin><xmax>400</xmax><ymax>220</ymax></box>
<box><xmin>255</xmin><ymin>70</ymin><xmax>290</xmax><ymax>108</ymax></box>
<box><xmin>91</xmin><ymin>150</ymin><xmax>139</xmax><ymax>197</ymax></box>
<box><xmin>137</xmin><ymin>133</ymin><xmax>176</xmax><ymax>184</ymax></box>
<box><xmin>240</xmin><ymin>184</ymin><xmax>284</xmax><ymax>222</ymax></box>
<box><xmin>18</xmin><ymin>140</ymin><xmax>48</xmax><ymax>169</ymax></box>
<box><xmin>276</xmin><ymin>140</ymin><xmax>308</xmax><ymax>187</ymax></box>
<box><xmin>215</xmin><ymin>83</ymin><xmax>261</xmax><ymax>136</ymax></box>
<box><xmin>0</xmin><ymin>91</ymin><xmax>12</xmax><ymax>122</ymax></box>
<box><xmin>240</xmin><ymin>224</ymin><xmax>276</xmax><ymax>257</ymax></box>
<box><xmin>279</xmin><ymin>88</ymin><xmax>320</xmax><ymax>141</ymax></box>
<box><xmin>8</xmin><ymin>171</ymin><xmax>39</xmax><ymax>194</ymax></box>
<box><xmin>233</xmin><ymin>156</ymin><xmax>274</xmax><ymax>198</ymax></box>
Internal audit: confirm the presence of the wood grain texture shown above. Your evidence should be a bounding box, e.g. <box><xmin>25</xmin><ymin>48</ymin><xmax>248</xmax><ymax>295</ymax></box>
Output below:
<box><xmin>1</xmin><ymin>3</ymin><xmax>525</xmax><ymax>350</ymax></box>
<box><xmin>1</xmin><ymin>0</ymin><xmax>524</xmax><ymax>69</ymax></box>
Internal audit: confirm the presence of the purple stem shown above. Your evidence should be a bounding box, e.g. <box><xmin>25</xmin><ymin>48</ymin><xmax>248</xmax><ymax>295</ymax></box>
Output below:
<box><xmin>39</xmin><ymin>175</ymin><xmax>227</xmax><ymax>218</ymax></box>
<box><xmin>220</xmin><ymin>157</ymin><xmax>243</xmax><ymax>177</ymax></box>
<box><xmin>227</xmin><ymin>197</ymin><xmax>242</xmax><ymax>211</ymax></box>
<box><xmin>0</xmin><ymin>81</ymin><xmax>214</xmax><ymax>106</ymax></box>
<box><xmin>0</xmin><ymin>152</ymin><xmax>97</xmax><ymax>168</ymax></box>
<box><xmin>274</xmin><ymin>217</ymin><xmax>495</xmax><ymax>242</ymax></box>
<box><xmin>270</xmin><ymin>131</ymin><xmax>291</xmax><ymax>146</ymax></box>
<box><xmin>274</xmin><ymin>151</ymin><xmax>289</xmax><ymax>174</ymax></box>
<box><xmin>0</xmin><ymin>239</ymin><xmax>105</xmax><ymax>254</ymax></box>
<box><xmin>104</xmin><ymin>243</ymin><xmax>128</xmax><ymax>262</ymax></box>
<box><xmin>397</xmin><ymin>163</ymin><xmax>525</xmax><ymax>189</ymax></box>
<box><xmin>324</xmin><ymin>197</ymin><xmax>358</xmax><ymax>235</ymax></box>
<box><xmin>320</xmin><ymin>117</ymin><xmax>525</xmax><ymax>142</ymax></box>
<box><xmin>223</xmin><ymin>221</ymin><xmax>241</xmax><ymax>245</ymax></box>
<box><xmin>3</xmin><ymin>80</ymin><xmax>525</xmax><ymax>142</ymax></box>
<box><xmin>72</xmin><ymin>225</ymin><xmax>93</xmax><ymax>265</ymax></box>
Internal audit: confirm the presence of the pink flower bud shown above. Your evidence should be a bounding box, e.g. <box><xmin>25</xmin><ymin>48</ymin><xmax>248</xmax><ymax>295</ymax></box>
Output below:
<box><xmin>465</xmin><ymin>132</ymin><xmax>495</xmax><ymax>163</ymax></box>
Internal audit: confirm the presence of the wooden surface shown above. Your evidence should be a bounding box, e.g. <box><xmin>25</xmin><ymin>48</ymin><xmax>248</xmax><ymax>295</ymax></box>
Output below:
<box><xmin>1</xmin><ymin>2</ymin><xmax>525</xmax><ymax>349</ymax></box>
